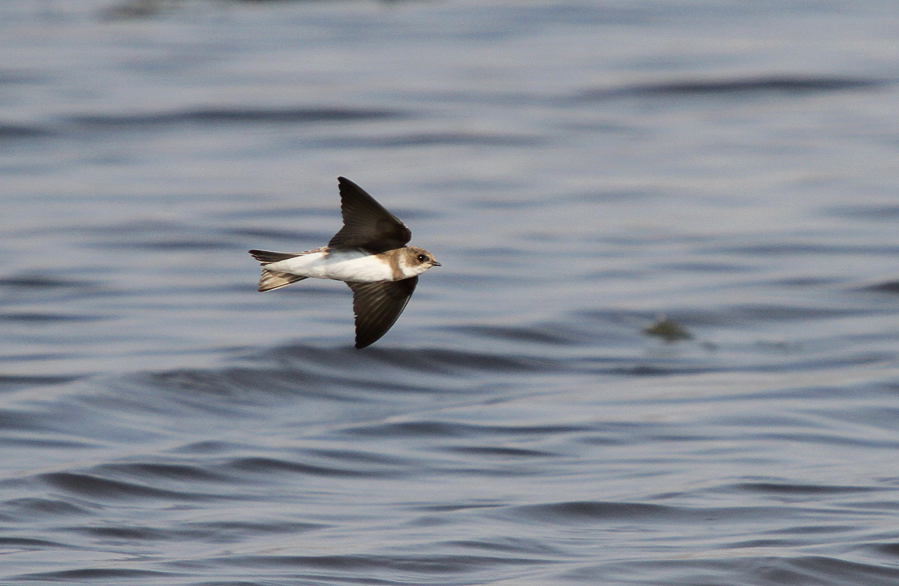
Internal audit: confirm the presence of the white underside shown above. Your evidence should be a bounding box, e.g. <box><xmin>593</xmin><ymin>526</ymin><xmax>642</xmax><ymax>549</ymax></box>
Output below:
<box><xmin>263</xmin><ymin>250</ymin><xmax>394</xmax><ymax>282</ymax></box>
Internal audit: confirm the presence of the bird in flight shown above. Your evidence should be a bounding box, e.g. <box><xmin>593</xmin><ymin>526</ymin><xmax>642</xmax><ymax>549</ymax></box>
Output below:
<box><xmin>249</xmin><ymin>177</ymin><xmax>440</xmax><ymax>349</ymax></box>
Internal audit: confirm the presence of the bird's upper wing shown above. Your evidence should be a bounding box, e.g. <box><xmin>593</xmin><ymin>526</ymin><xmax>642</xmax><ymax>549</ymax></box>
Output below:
<box><xmin>346</xmin><ymin>277</ymin><xmax>418</xmax><ymax>349</ymax></box>
<box><xmin>328</xmin><ymin>177</ymin><xmax>412</xmax><ymax>252</ymax></box>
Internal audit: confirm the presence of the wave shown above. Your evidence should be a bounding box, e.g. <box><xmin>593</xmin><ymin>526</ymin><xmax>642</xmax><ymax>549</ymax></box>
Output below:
<box><xmin>576</xmin><ymin>74</ymin><xmax>888</xmax><ymax>101</ymax></box>
<box><xmin>69</xmin><ymin>106</ymin><xmax>408</xmax><ymax>128</ymax></box>
<box><xmin>0</xmin><ymin>106</ymin><xmax>409</xmax><ymax>141</ymax></box>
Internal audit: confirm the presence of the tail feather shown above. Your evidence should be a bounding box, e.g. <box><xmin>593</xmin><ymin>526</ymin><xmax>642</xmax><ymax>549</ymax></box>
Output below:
<box><xmin>258</xmin><ymin>269</ymin><xmax>307</xmax><ymax>292</ymax></box>
<box><xmin>249</xmin><ymin>249</ymin><xmax>310</xmax><ymax>292</ymax></box>
<box><xmin>249</xmin><ymin>249</ymin><xmax>300</xmax><ymax>264</ymax></box>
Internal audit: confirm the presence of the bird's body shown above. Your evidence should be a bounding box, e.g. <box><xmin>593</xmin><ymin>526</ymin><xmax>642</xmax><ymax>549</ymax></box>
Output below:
<box><xmin>259</xmin><ymin>246</ymin><xmax>432</xmax><ymax>283</ymax></box>
<box><xmin>249</xmin><ymin>177</ymin><xmax>439</xmax><ymax>349</ymax></box>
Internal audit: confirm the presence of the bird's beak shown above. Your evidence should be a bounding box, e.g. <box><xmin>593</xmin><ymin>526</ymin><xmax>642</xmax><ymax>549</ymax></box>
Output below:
<box><xmin>431</xmin><ymin>261</ymin><xmax>441</xmax><ymax>266</ymax></box>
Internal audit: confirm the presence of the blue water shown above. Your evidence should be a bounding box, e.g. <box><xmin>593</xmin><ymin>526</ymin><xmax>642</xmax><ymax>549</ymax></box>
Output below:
<box><xmin>2</xmin><ymin>1</ymin><xmax>899</xmax><ymax>584</ymax></box>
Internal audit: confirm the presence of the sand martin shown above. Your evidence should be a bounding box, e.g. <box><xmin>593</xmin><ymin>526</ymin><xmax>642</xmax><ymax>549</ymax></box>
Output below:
<box><xmin>249</xmin><ymin>177</ymin><xmax>440</xmax><ymax>349</ymax></box>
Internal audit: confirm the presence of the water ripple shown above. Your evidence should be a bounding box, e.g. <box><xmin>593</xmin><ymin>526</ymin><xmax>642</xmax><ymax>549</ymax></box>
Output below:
<box><xmin>68</xmin><ymin>106</ymin><xmax>408</xmax><ymax>129</ymax></box>
<box><xmin>576</xmin><ymin>75</ymin><xmax>888</xmax><ymax>101</ymax></box>
<box><xmin>39</xmin><ymin>472</ymin><xmax>219</xmax><ymax>502</ymax></box>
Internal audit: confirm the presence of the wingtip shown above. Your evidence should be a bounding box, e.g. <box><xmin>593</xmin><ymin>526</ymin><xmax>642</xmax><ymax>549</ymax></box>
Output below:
<box><xmin>337</xmin><ymin>176</ymin><xmax>362</xmax><ymax>192</ymax></box>
<box><xmin>354</xmin><ymin>330</ymin><xmax>377</xmax><ymax>349</ymax></box>
<box><xmin>354</xmin><ymin>333</ymin><xmax>377</xmax><ymax>349</ymax></box>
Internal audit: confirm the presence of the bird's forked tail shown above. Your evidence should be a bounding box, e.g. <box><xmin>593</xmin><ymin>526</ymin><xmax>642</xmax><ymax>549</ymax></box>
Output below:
<box><xmin>249</xmin><ymin>249</ymin><xmax>308</xmax><ymax>292</ymax></box>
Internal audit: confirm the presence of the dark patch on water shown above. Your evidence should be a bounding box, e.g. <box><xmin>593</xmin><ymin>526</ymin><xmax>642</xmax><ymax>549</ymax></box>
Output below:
<box><xmin>576</xmin><ymin>75</ymin><xmax>887</xmax><ymax>101</ymax></box>
<box><xmin>345</xmin><ymin>420</ymin><xmax>592</xmax><ymax>440</ymax></box>
<box><xmin>17</xmin><ymin>568</ymin><xmax>173</xmax><ymax>580</ymax></box>
<box><xmin>316</xmin><ymin>131</ymin><xmax>545</xmax><ymax>149</ymax></box>
<box><xmin>264</xmin><ymin>343</ymin><xmax>560</xmax><ymax>374</ymax></box>
<box><xmin>710</xmin><ymin>242</ymin><xmax>899</xmax><ymax>256</ymax></box>
<box><xmin>728</xmin><ymin>303</ymin><xmax>876</xmax><ymax>322</ymax></box>
<box><xmin>0</xmin><ymin>275</ymin><xmax>100</xmax><ymax>291</ymax></box>
<box><xmin>97</xmin><ymin>462</ymin><xmax>231</xmax><ymax>483</ymax></box>
<box><xmin>225</xmin><ymin>456</ymin><xmax>389</xmax><ymax>478</ymax></box>
<box><xmin>735</xmin><ymin>481</ymin><xmax>877</xmax><ymax>496</ymax></box>
<box><xmin>759</xmin><ymin>556</ymin><xmax>899</xmax><ymax>586</ymax></box>
<box><xmin>825</xmin><ymin>204</ymin><xmax>899</xmax><ymax>221</ymax></box>
<box><xmin>345</xmin><ymin>420</ymin><xmax>483</xmax><ymax>439</ymax></box>
<box><xmin>213</xmin><ymin>552</ymin><xmax>545</xmax><ymax>573</ymax></box>
<box><xmin>444</xmin><ymin>445</ymin><xmax>557</xmax><ymax>458</ymax></box>
<box><xmin>0</xmin><ymin>312</ymin><xmax>107</xmax><ymax>323</ymax></box>
<box><xmin>39</xmin><ymin>472</ymin><xmax>215</xmax><ymax>502</ymax></box>
<box><xmin>454</xmin><ymin>324</ymin><xmax>583</xmax><ymax>345</ymax></box>
<box><xmin>0</xmin><ymin>536</ymin><xmax>66</xmax><ymax>549</ymax></box>
<box><xmin>864</xmin><ymin>281</ymin><xmax>899</xmax><ymax>295</ymax></box>
<box><xmin>2</xmin><ymin>497</ymin><xmax>92</xmax><ymax>519</ymax></box>
<box><xmin>0</xmin><ymin>409</ymin><xmax>56</xmax><ymax>432</ymax></box>
<box><xmin>67</xmin><ymin>106</ymin><xmax>408</xmax><ymax>129</ymax></box>
<box><xmin>508</xmin><ymin>500</ymin><xmax>686</xmax><ymax>523</ymax></box>
<box><xmin>183</xmin><ymin>519</ymin><xmax>326</xmax><ymax>541</ymax></box>
<box><xmin>0</xmin><ymin>123</ymin><xmax>52</xmax><ymax>139</ymax></box>
<box><xmin>0</xmin><ymin>374</ymin><xmax>81</xmax><ymax>390</ymax></box>
<box><xmin>874</xmin><ymin>542</ymin><xmax>899</xmax><ymax>556</ymax></box>
<box><xmin>303</xmin><ymin>447</ymin><xmax>410</xmax><ymax>466</ymax></box>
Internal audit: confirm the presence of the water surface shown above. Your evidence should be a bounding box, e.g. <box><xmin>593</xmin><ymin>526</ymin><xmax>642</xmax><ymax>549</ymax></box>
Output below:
<box><xmin>2</xmin><ymin>1</ymin><xmax>899</xmax><ymax>584</ymax></box>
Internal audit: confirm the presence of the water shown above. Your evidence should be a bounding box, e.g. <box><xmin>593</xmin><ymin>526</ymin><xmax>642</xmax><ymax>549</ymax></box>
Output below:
<box><xmin>2</xmin><ymin>0</ymin><xmax>899</xmax><ymax>584</ymax></box>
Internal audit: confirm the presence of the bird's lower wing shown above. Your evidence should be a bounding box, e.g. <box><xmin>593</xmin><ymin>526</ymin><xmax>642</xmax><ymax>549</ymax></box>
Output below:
<box><xmin>347</xmin><ymin>277</ymin><xmax>418</xmax><ymax>349</ymax></box>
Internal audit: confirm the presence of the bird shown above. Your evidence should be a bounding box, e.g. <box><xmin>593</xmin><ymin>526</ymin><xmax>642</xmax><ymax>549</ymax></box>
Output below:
<box><xmin>249</xmin><ymin>177</ymin><xmax>440</xmax><ymax>349</ymax></box>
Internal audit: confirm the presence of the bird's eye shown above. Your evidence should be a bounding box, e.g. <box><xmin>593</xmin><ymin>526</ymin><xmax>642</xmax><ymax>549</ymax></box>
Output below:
<box><xmin>417</xmin><ymin>254</ymin><xmax>427</xmax><ymax>262</ymax></box>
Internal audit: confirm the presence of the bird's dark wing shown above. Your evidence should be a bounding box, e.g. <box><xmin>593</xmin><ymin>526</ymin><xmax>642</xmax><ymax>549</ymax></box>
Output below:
<box><xmin>328</xmin><ymin>177</ymin><xmax>412</xmax><ymax>252</ymax></box>
<box><xmin>346</xmin><ymin>277</ymin><xmax>418</xmax><ymax>349</ymax></box>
